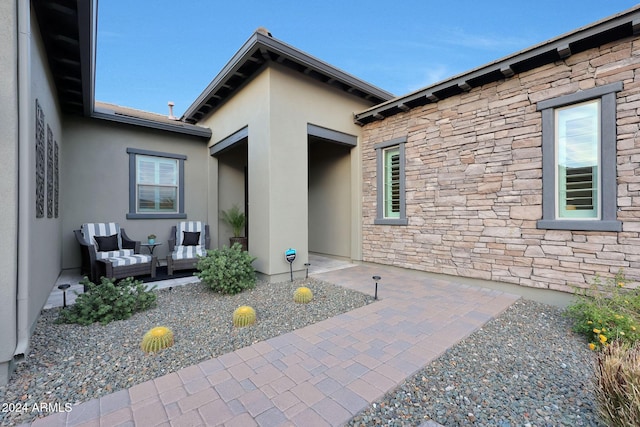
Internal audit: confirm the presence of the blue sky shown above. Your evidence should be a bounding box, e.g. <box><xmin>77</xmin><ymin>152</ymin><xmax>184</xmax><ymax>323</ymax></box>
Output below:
<box><xmin>95</xmin><ymin>1</ymin><xmax>640</xmax><ymax>117</ymax></box>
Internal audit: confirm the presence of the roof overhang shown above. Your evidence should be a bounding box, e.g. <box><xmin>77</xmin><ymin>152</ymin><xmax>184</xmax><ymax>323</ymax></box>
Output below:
<box><xmin>93</xmin><ymin>103</ymin><xmax>212</xmax><ymax>138</ymax></box>
<box><xmin>33</xmin><ymin>0</ymin><xmax>96</xmax><ymax>117</ymax></box>
<box><xmin>182</xmin><ymin>31</ymin><xmax>395</xmax><ymax>124</ymax></box>
<box><xmin>33</xmin><ymin>0</ymin><xmax>212</xmax><ymax>139</ymax></box>
<box><xmin>354</xmin><ymin>5</ymin><xmax>640</xmax><ymax>125</ymax></box>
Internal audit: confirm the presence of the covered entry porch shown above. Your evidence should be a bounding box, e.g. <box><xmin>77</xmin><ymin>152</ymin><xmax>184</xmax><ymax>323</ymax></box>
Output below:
<box><xmin>210</xmin><ymin>123</ymin><xmax>361</xmax><ymax>281</ymax></box>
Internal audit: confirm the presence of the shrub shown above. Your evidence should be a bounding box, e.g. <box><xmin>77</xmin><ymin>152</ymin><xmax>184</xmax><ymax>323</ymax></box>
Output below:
<box><xmin>141</xmin><ymin>326</ymin><xmax>174</xmax><ymax>353</ymax></box>
<box><xmin>232</xmin><ymin>306</ymin><xmax>256</xmax><ymax>327</ymax></box>
<box><xmin>57</xmin><ymin>276</ymin><xmax>157</xmax><ymax>325</ymax></box>
<box><xmin>566</xmin><ymin>269</ymin><xmax>640</xmax><ymax>350</ymax></box>
<box><xmin>195</xmin><ymin>243</ymin><xmax>256</xmax><ymax>294</ymax></box>
<box><xmin>594</xmin><ymin>340</ymin><xmax>640</xmax><ymax>426</ymax></box>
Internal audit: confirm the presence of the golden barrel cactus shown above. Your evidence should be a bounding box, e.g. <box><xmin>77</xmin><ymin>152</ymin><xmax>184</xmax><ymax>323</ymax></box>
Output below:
<box><xmin>293</xmin><ymin>286</ymin><xmax>313</xmax><ymax>304</ymax></box>
<box><xmin>141</xmin><ymin>326</ymin><xmax>174</xmax><ymax>353</ymax></box>
<box><xmin>233</xmin><ymin>305</ymin><xmax>256</xmax><ymax>327</ymax></box>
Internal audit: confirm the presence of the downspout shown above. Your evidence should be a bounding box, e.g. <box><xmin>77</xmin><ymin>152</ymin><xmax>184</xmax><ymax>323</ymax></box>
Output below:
<box><xmin>15</xmin><ymin>0</ymin><xmax>32</xmax><ymax>357</ymax></box>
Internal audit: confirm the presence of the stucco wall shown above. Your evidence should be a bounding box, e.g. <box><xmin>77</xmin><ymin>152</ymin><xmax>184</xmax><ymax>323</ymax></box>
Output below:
<box><xmin>0</xmin><ymin>0</ymin><xmax>18</xmax><ymax>383</ymax></box>
<box><xmin>217</xmin><ymin>143</ymin><xmax>247</xmax><ymax>248</ymax></box>
<box><xmin>267</xmin><ymin>64</ymin><xmax>370</xmax><ymax>275</ymax></box>
<box><xmin>62</xmin><ymin>117</ymin><xmax>209</xmax><ymax>267</ymax></box>
<box><xmin>201</xmin><ymin>70</ymin><xmax>272</xmax><ymax>273</ymax></box>
<box><xmin>28</xmin><ymin>3</ymin><xmax>64</xmax><ymax>307</ymax></box>
<box><xmin>361</xmin><ymin>36</ymin><xmax>640</xmax><ymax>293</ymax></box>
<box><xmin>308</xmin><ymin>140</ymin><xmax>351</xmax><ymax>257</ymax></box>
<box><xmin>202</xmin><ymin>64</ymin><xmax>370</xmax><ymax>278</ymax></box>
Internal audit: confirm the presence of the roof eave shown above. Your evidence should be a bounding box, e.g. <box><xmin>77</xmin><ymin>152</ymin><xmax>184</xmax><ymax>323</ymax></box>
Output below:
<box><xmin>92</xmin><ymin>108</ymin><xmax>212</xmax><ymax>139</ymax></box>
<box><xmin>33</xmin><ymin>0</ymin><xmax>98</xmax><ymax>116</ymax></box>
<box><xmin>77</xmin><ymin>0</ymin><xmax>96</xmax><ymax>117</ymax></box>
<box><xmin>354</xmin><ymin>5</ymin><xmax>640</xmax><ymax>125</ymax></box>
<box><xmin>182</xmin><ymin>32</ymin><xmax>394</xmax><ymax>124</ymax></box>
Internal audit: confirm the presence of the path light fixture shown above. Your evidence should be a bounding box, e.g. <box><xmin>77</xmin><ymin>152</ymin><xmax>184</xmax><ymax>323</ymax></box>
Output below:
<box><xmin>372</xmin><ymin>276</ymin><xmax>381</xmax><ymax>300</ymax></box>
<box><xmin>57</xmin><ymin>283</ymin><xmax>71</xmax><ymax>308</ymax></box>
<box><xmin>304</xmin><ymin>263</ymin><xmax>310</xmax><ymax>278</ymax></box>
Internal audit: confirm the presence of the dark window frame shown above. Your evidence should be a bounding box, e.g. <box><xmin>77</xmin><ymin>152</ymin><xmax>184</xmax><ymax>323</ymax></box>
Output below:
<box><xmin>127</xmin><ymin>148</ymin><xmax>187</xmax><ymax>219</ymax></box>
<box><xmin>536</xmin><ymin>82</ymin><xmax>622</xmax><ymax>232</ymax></box>
<box><xmin>374</xmin><ymin>137</ymin><xmax>408</xmax><ymax>225</ymax></box>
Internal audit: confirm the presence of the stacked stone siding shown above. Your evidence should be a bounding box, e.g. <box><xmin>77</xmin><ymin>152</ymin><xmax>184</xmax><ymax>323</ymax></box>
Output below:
<box><xmin>361</xmin><ymin>37</ymin><xmax>640</xmax><ymax>293</ymax></box>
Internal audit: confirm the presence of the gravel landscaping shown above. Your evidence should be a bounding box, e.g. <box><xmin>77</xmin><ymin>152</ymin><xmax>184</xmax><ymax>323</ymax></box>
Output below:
<box><xmin>0</xmin><ymin>278</ymin><xmax>373</xmax><ymax>426</ymax></box>
<box><xmin>348</xmin><ymin>299</ymin><xmax>604</xmax><ymax>427</ymax></box>
<box><xmin>0</xmin><ymin>278</ymin><xmax>606</xmax><ymax>426</ymax></box>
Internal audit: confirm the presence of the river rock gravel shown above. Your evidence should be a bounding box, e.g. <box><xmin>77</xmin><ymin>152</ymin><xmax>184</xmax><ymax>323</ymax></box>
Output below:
<box><xmin>347</xmin><ymin>299</ymin><xmax>604</xmax><ymax>427</ymax></box>
<box><xmin>0</xmin><ymin>278</ymin><xmax>373</xmax><ymax>426</ymax></box>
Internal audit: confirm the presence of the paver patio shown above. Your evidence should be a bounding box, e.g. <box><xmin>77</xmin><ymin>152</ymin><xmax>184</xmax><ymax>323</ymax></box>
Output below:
<box><xmin>25</xmin><ymin>263</ymin><xmax>519</xmax><ymax>426</ymax></box>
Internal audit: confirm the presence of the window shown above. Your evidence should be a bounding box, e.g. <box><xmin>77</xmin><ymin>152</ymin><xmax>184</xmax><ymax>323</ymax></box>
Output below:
<box><xmin>383</xmin><ymin>147</ymin><xmax>401</xmax><ymax>218</ymax></box>
<box><xmin>137</xmin><ymin>156</ymin><xmax>178</xmax><ymax>212</ymax></box>
<box><xmin>374</xmin><ymin>137</ymin><xmax>407</xmax><ymax>225</ymax></box>
<box><xmin>537</xmin><ymin>82</ymin><xmax>622</xmax><ymax>231</ymax></box>
<box><xmin>127</xmin><ymin>148</ymin><xmax>186</xmax><ymax>219</ymax></box>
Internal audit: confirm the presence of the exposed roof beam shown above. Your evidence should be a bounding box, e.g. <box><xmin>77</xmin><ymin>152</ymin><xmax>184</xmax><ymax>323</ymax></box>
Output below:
<box><xmin>53</xmin><ymin>57</ymin><xmax>80</xmax><ymax>67</ymax></box>
<box><xmin>500</xmin><ymin>66</ymin><xmax>515</xmax><ymax>78</ymax></box>
<box><xmin>52</xmin><ymin>34</ymin><xmax>79</xmax><ymax>47</ymax></box>
<box><xmin>43</xmin><ymin>2</ymin><xmax>75</xmax><ymax>16</ymax></box>
<box><xmin>61</xmin><ymin>75</ymin><xmax>82</xmax><ymax>83</ymax></box>
<box><xmin>398</xmin><ymin>103</ymin><xmax>410</xmax><ymax>112</ymax></box>
<box><xmin>458</xmin><ymin>82</ymin><xmax>472</xmax><ymax>92</ymax></box>
<box><xmin>557</xmin><ymin>44</ymin><xmax>572</xmax><ymax>59</ymax></box>
<box><xmin>259</xmin><ymin>47</ymin><xmax>270</xmax><ymax>60</ymax></box>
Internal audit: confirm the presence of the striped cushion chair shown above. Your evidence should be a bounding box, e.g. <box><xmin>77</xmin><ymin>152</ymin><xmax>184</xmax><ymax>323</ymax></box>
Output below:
<box><xmin>74</xmin><ymin>222</ymin><xmax>153</xmax><ymax>282</ymax></box>
<box><xmin>167</xmin><ymin>221</ymin><xmax>210</xmax><ymax>275</ymax></box>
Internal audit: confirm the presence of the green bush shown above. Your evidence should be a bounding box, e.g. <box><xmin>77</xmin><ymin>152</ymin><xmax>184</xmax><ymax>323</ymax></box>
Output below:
<box><xmin>594</xmin><ymin>340</ymin><xmax>640</xmax><ymax>426</ymax></box>
<box><xmin>566</xmin><ymin>269</ymin><xmax>640</xmax><ymax>350</ymax></box>
<box><xmin>196</xmin><ymin>243</ymin><xmax>256</xmax><ymax>294</ymax></box>
<box><xmin>57</xmin><ymin>276</ymin><xmax>157</xmax><ymax>325</ymax></box>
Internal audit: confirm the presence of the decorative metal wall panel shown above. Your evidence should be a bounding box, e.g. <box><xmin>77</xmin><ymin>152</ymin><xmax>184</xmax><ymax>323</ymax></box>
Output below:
<box><xmin>35</xmin><ymin>100</ymin><xmax>45</xmax><ymax>218</ymax></box>
<box><xmin>55</xmin><ymin>141</ymin><xmax>59</xmax><ymax>218</ymax></box>
<box><xmin>47</xmin><ymin>125</ymin><xmax>54</xmax><ymax>218</ymax></box>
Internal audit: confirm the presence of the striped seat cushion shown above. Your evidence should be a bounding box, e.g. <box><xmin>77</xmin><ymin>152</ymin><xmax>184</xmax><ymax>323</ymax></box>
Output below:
<box><xmin>96</xmin><ymin>249</ymin><xmax>135</xmax><ymax>260</ymax></box>
<box><xmin>176</xmin><ymin>221</ymin><xmax>205</xmax><ymax>246</ymax></box>
<box><xmin>81</xmin><ymin>222</ymin><xmax>123</xmax><ymax>250</ymax></box>
<box><xmin>104</xmin><ymin>254</ymin><xmax>152</xmax><ymax>267</ymax></box>
<box><xmin>171</xmin><ymin>245</ymin><xmax>207</xmax><ymax>260</ymax></box>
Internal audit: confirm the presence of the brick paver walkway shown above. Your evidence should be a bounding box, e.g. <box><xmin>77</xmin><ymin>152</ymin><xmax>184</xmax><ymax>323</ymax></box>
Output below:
<box><xmin>27</xmin><ymin>264</ymin><xmax>519</xmax><ymax>426</ymax></box>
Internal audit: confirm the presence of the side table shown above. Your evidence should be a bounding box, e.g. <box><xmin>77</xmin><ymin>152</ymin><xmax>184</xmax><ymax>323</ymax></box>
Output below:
<box><xmin>141</xmin><ymin>242</ymin><xmax>163</xmax><ymax>255</ymax></box>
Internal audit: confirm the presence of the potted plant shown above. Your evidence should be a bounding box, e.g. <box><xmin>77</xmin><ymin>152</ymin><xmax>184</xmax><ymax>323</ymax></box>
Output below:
<box><xmin>147</xmin><ymin>234</ymin><xmax>156</xmax><ymax>244</ymax></box>
<box><xmin>220</xmin><ymin>205</ymin><xmax>247</xmax><ymax>251</ymax></box>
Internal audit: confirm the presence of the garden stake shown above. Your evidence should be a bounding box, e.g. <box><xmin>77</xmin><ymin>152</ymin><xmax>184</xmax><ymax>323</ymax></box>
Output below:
<box><xmin>285</xmin><ymin>249</ymin><xmax>296</xmax><ymax>282</ymax></box>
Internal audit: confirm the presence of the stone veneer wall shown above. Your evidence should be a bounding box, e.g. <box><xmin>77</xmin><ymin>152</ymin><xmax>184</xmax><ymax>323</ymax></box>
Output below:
<box><xmin>361</xmin><ymin>37</ymin><xmax>640</xmax><ymax>293</ymax></box>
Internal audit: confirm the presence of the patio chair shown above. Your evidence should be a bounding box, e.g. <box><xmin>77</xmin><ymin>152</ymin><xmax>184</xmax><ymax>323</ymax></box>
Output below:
<box><xmin>74</xmin><ymin>222</ymin><xmax>156</xmax><ymax>283</ymax></box>
<box><xmin>167</xmin><ymin>221</ymin><xmax>210</xmax><ymax>275</ymax></box>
